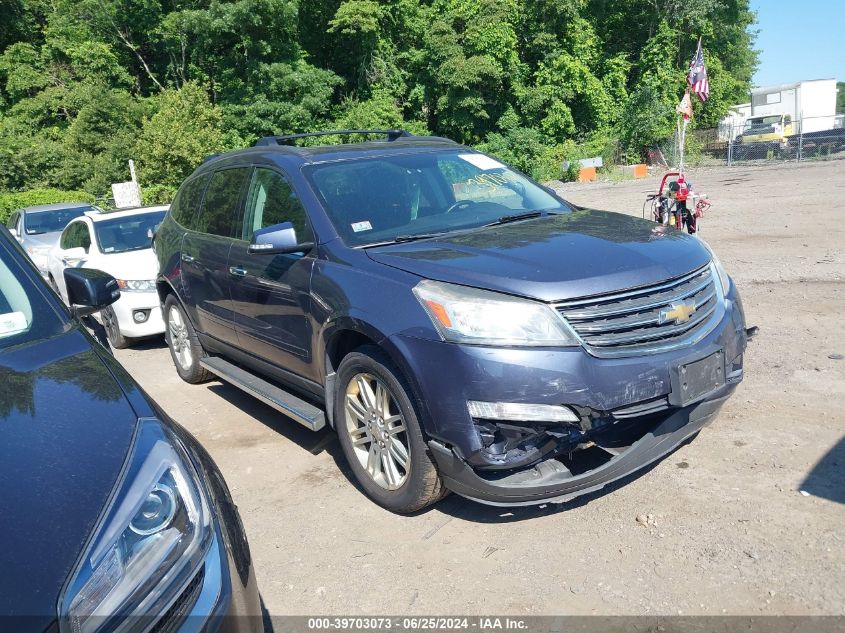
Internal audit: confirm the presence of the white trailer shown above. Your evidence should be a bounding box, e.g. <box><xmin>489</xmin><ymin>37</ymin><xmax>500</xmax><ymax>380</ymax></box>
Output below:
<box><xmin>750</xmin><ymin>79</ymin><xmax>837</xmax><ymax>133</ymax></box>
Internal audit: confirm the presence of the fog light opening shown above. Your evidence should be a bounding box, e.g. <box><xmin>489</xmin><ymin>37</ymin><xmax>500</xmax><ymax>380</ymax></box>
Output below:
<box><xmin>133</xmin><ymin>310</ymin><xmax>149</xmax><ymax>323</ymax></box>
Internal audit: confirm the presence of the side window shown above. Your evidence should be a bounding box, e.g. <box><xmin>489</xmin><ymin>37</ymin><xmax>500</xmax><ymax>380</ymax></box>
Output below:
<box><xmin>60</xmin><ymin>223</ymin><xmax>77</xmax><ymax>249</ymax></box>
<box><xmin>61</xmin><ymin>223</ymin><xmax>91</xmax><ymax>252</ymax></box>
<box><xmin>79</xmin><ymin>223</ymin><xmax>92</xmax><ymax>253</ymax></box>
<box><xmin>6</xmin><ymin>212</ymin><xmax>18</xmax><ymax>230</ymax></box>
<box><xmin>243</xmin><ymin>168</ymin><xmax>313</xmax><ymax>243</ymax></box>
<box><xmin>172</xmin><ymin>173</ymin><xmax>211</xmax><ymax>229</ymax></box>
<box><xmin>195</xmin><ymin>168</ymin><xmax>249</xmax><ymax>237</ymax></box>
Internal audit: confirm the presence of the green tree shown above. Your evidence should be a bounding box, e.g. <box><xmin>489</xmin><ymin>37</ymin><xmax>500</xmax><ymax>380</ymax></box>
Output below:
<box><xmin>135</xmin><ymin>82</ymin><xmax>225</xmax><ymax>189</ymax></box>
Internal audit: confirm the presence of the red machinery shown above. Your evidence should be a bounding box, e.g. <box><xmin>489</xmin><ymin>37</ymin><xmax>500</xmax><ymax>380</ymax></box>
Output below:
<box><xmin>644</xmin><ymin>171</ymin><xmax>710</xmax><ymax>234</ymax></box>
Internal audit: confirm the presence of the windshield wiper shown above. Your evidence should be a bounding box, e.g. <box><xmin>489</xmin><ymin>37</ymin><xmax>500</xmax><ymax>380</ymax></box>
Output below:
<box><xmin>358</xmin><ymin>232</ymin><xmax>450</xmax><ymax>248</ymax></box>
<box><xmin>484</xmin><ymin>211</ymin><xmax>543</xmax><ymax>227</ymax></box>
<box><xmin>393</xmin><ymin>232</ymin><xmax>450</xmax><ymax>243</ymax></box>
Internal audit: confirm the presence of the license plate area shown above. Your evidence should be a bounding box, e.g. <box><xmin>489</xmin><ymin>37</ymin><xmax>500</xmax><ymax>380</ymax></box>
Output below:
<box><xmin>669</xmin><ymin>348</ymin><xmax>726</xmax><ymax>407</ymax></box>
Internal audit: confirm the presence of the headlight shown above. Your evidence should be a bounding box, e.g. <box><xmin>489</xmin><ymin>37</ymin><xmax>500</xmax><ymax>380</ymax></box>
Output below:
<box><xmin>698</xmin><ymin>239</ymin><xmax>731</xmax><ymax>296</ymax></box>
<box><xmin>413</xmin><ymin>279</ymin><xmax>579</xmax><ymax>347</ymax></box>
<box><xmin>59</xmin><ymin>419</ymin><xmax>211</xmax><ymax>633</ymax></box>
<box><xmin>116</xmin><ymin>279</ymin><xmax>156</xmax><ymax>292</ymax></box>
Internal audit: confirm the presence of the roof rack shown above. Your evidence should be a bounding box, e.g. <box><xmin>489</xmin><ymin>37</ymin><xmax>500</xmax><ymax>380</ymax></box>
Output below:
<box><xmin>254</xmin><ymin>129</ymin><xmax>413</xmax><ymax>147</ymax></box>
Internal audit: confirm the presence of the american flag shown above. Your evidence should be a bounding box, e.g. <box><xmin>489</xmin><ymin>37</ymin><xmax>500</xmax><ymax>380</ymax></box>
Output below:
<box><xmin>687</xmin><ymin>38</ymin><xmax>709</xmax><ymax>102</ymax></box>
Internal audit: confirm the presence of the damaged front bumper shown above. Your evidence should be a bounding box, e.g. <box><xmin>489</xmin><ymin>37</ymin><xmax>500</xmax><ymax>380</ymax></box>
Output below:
<box><xmin>387</xmin><ymin>279</ymin><xmax>747</xmax><ymax>506</ymax></box>
<box><xmin>428</xmin><ymin>389</ymin><xmax>733</xmax><ymax>506</ymax></box>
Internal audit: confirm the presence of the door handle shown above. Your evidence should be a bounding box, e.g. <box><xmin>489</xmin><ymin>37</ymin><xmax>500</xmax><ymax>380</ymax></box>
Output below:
<box><xmin>181</xmin><ymin>253</ymin><xmax>195</xmax><ymax>263</ymax></box>
<box><xmin>228</xmin><ymin>266</ymin><xmax>247</xmax><ymax>277</ymax></box>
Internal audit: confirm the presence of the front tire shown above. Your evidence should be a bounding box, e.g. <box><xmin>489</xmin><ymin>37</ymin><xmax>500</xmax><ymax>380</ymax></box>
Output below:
<box><xmin>335</xmin><ymin>346</ymin><xmax>447</xmax><ymax>513</ymax></box>
<box><xmin>164</xmin><ymin>294</ymin><xmax>212</xmax><ymax>384</ymax></box>
<box><xmin>101</xmin><ymin>305</ymin><xmax>132</xmax><ymax>349</ymax></box>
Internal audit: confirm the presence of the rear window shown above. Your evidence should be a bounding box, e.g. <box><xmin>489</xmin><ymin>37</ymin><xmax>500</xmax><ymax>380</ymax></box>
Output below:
<box><xmin>171</xmin><ymin>174</ymin><xmax>210</xmax><ymax>229</ymax></box>
<box><xmin>195</xmin><ymin>168</ymin><xmax>249</xmax><ymax>237</ymax></box>
<box><xmin>24</xmin><ymin>206</ymin><xmax>93</xmax><ymax>235</ymax></box>
<box><xmin>95</xmin><ymin>211</ymin><xmax>167</xmax><ymax>254</ymax></box>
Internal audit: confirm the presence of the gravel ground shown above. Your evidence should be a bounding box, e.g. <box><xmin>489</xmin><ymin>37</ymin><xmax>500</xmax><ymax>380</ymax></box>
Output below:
<box><xmin>114</xmin><ymin>159</ymin><xmax>845</xmax><ymax>616</ymax></box>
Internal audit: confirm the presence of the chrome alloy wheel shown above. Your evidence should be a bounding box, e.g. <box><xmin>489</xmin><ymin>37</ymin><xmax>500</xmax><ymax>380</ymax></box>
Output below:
<box><xmin>344</xmin><ymin>373</ymin><xmax>410</xmax><ymax>490</ymax></box>
<box><xmin>167</xmin><ymin>305</ymin><xmax>192</xmax><ymax>370</ymax></box>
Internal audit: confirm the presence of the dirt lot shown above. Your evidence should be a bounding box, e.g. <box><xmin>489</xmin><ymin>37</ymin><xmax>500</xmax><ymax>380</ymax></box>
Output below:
<box><xmin>115</xmin><ymin>160</ymin><xmax>844</xmax><ymax>616</ymax></box>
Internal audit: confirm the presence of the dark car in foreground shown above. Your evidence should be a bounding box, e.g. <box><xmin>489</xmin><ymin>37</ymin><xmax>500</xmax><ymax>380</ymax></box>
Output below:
<box><xmin>0</xmin><ymin>227</ymin><xmax>261</xmax><ymax>631</ymax></box>
<box><xmin>154</xmin><ymin>129</ymin><xmax>748</xmax><ymax>513</ymax></box>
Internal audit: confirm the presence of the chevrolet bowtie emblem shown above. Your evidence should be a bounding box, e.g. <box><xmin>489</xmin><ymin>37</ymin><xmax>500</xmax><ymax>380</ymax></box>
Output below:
<box><xmin>660</xmin><ymin>302</ymin><xmax>697</xmax><ymax>324</ymax></box>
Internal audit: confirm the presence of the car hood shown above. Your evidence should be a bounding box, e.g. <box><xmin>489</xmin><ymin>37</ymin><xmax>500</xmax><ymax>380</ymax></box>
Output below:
<box><xmin>24</xmin><ymin>232</ymin><xmax>61</xmax><ymax>249</ymax></box>
<box><xmin>0</xmin><ymin>328</ymin><xmax>136</xmax><ymax>625</ymax></box>
<box><xmin>366</xmin><ymin>210</ymin><xmax>713</xmax><ymax>301</ymax></box>
<box><xmin>91</xmin><ymin>247</ymin><xmax>158</xmax><ymax>280</ymax></box>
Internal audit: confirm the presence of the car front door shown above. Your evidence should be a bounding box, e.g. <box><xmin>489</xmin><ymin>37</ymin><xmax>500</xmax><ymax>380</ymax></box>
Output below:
<box><xmin>227</xmin><ymin>167</ymin><xmax>316</xmax><ymax>380</ymax></box>
<box><xmin>52</xmin><ymin>221</ymin><xmax>92</xmax><ymax>299</ymax></box>
<box><xmin>181</xmin><ymin>167</ymin><xmax>249</xmax><ymax>346</ymax></box>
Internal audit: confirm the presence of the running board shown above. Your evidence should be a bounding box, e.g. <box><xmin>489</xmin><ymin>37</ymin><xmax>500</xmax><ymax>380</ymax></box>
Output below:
<box><xmin>201</xmin><ymin>357</ymin><xmax>326</xmax><ymax>431</ymax></box>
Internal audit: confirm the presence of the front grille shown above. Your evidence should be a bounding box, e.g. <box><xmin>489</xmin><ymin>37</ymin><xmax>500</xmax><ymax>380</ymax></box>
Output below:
<box><xmin>554</xmin><ymin>264</ymin><xmax>721</xmax><ymax>357</ymax></box>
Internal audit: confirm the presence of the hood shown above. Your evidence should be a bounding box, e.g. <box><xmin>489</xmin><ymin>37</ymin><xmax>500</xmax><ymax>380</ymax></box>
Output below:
<box><xmin>95</xmin><ymin>247</ymin><xmax>158</xmax><ymax>280</ymax></box>
<box><xmin>0</xmin><ymin>328</ymin><xmax>136</xmax><ymax>625</ymax></box>
<box><xmin>24</xmin><ymin>232</ymin><xmax>61</xmax><ymax>249</ymax></box>
<box><xmin>366</xmin><ymin>210</ymin><xmax>712</xmax><ymax>301</ymax></box>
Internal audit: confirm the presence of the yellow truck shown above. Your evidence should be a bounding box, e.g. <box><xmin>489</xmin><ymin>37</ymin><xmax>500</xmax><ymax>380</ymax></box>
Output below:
<box><xmin>734</xmin><ymin>114</ymin><xmax>795</xmax><ymax>159</ymax></box>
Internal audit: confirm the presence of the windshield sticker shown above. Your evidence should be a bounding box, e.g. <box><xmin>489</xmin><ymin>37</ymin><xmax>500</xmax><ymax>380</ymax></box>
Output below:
<box><xmin>0</xmin><ymin>311</ymin><xmax>29</xmax><ymax>338</ymax></box>
<box><xmin>458</xmin><ymin>153</ymin><xmax>505</xmax><ymax>171</ymax></box>
<box><xmin>351</xmin><ymin>221</ymin><xmax>373</xmax><ymax>233</ymax></box>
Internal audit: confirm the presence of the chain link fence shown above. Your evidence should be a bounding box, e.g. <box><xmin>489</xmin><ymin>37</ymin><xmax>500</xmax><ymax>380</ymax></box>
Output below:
<box><xmin>688</xmin><ymin>114</ymin><xmax>845</xmax><ymax>165</ymax></box>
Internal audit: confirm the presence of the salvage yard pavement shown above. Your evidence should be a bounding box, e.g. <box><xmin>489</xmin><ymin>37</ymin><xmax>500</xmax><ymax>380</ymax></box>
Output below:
<box><xmin>114</xmin><ymin>160</ymin><xmax>844</xmax><ymax>616</ymax></box>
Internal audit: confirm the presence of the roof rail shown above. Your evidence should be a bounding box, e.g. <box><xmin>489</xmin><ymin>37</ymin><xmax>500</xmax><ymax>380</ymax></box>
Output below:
<box><xmin>254</xmin><ymin>129</ymin><xmax>413</xmax><ymax>147</ymax></box>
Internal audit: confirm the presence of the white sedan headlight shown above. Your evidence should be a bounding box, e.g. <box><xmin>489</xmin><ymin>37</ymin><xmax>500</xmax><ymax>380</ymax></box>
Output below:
<box><xmin>413</xmin><ymin>279</ymin><xmax>579</xmax><ymax>347</ymax></box>
<box><xmin>59</xmin><ymin>419</ymin><xmax>211</xmax><ymax>633</ymax></box>
<box><xmin>116</xmin><ymin>279</ymin><xmax>156</xmax><ymax>292</ymax></box>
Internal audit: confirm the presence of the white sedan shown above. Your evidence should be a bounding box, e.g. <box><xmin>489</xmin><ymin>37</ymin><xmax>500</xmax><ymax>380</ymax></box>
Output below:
<box><xmin>46</xmin><ymin>205</ymin><xmax>168</xmax><ymax>348</ymax></box>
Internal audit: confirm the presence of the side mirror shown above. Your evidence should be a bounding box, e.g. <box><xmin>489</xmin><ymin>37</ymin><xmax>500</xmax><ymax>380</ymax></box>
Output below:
<box><xmin>248</xmin><ymin>222</ymin><xmax>313</xmax><ymax>255</ymax></box>
<box><xmin>63</xmin><ymin>246</ymin><xmax>87</xmax><ymax>264</ymax></box>
<box><xmin>64</xmin><ymin>268</ymin><xmax>120</xmax><ymax>317</ymax></box>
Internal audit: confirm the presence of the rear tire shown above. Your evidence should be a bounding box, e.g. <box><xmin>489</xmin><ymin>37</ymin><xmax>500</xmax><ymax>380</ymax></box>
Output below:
<box><xmin>334</xmin><ymin>345</ymin><xmax>448</xmax><ymax>513</ymax></box>
<box><xmin>101</xmin><ymin>305</ymin><xmax>132</xmax><ymax>349</ymax></box>
<box><xmin>164</xmin><ymin>294</ymin><xmax>212</xmax><ymax>384</ymax></box>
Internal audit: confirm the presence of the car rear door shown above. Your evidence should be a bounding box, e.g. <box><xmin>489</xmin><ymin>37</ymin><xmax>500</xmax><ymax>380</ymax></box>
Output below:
<box><xmin>180</xmin><ymin>167</ymin><xmax>249</xmax><ymax>346</ymax></box>
<box><xmin>227</xmin><ymin>167</ymin><xmax>316</xmax><ymax>379</ymax></box>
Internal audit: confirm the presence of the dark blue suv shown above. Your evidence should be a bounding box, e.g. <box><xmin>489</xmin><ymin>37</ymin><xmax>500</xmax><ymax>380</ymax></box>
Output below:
<box><xmin>154</xmin><ymin>130</ymin><xmax>748</xmax><ymax>513</ymax></box>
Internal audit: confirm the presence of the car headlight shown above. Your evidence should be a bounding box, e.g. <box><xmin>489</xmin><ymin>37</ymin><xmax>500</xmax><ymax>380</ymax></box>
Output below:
<box><xmin>698</xmin><ymin>239</ymin><xmax>731</xmax><ymax>296</ymax></box>
<box><xmin>59</xmin><ymin>418</ymin><xmax>212</xmax><ymax>633</ymax></box>
<box><xmin>116</xmin><ymin>279</ymin><xmax>156</xmax><ymax>292</ymax></box>
<box><xmin>413</xmin><ymin>279</ymin><xmax>579</xmax><ymax>347</ymax></box>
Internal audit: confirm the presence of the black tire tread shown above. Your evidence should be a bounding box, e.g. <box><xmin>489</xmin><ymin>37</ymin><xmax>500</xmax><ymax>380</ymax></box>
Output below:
<box><xmin>164</xmin><ymin>294</ymin><xmax>213</xmax><ymax>384</ymax></box>
<box><xmin>336</xmin><ymin>344</ymin><xmax>448</xmax><ymax>513</ymax></box>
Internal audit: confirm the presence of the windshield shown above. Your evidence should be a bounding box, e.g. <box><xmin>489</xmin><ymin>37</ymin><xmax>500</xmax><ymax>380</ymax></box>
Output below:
<box><xmin>305</xmin><ymin>150</ymin><xmax>569</xmax><ymax>246</ymax></box>
<box><xmin>94</xmin><ymin>211</ymin><xmax>167</xmax><ymax>254</ymax></box>
<box><xmin>0</xmin><ymin>240</ymin><xmax>67</xmax><ymax>349</ymax></box>
<box><xmin>24</xmin><ymin>206</ymin><xmax>93</xmax><ymax>235</ymax></box>
<box><xmin>744</xmin><ymin>116</ymin><xmax>782</xmax><ymax>130</ymax></box>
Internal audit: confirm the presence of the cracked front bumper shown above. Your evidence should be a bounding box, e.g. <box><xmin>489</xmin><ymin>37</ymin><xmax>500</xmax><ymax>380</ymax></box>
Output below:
<box><xmin>428</xmin><ymin>389</ymin><xmax>733</xmax><ymax>506</ymax></box>
<box><xmin>387</xmin><ymin>282</ymin><xmax>746</xmax><ymax>505</ymax></box>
